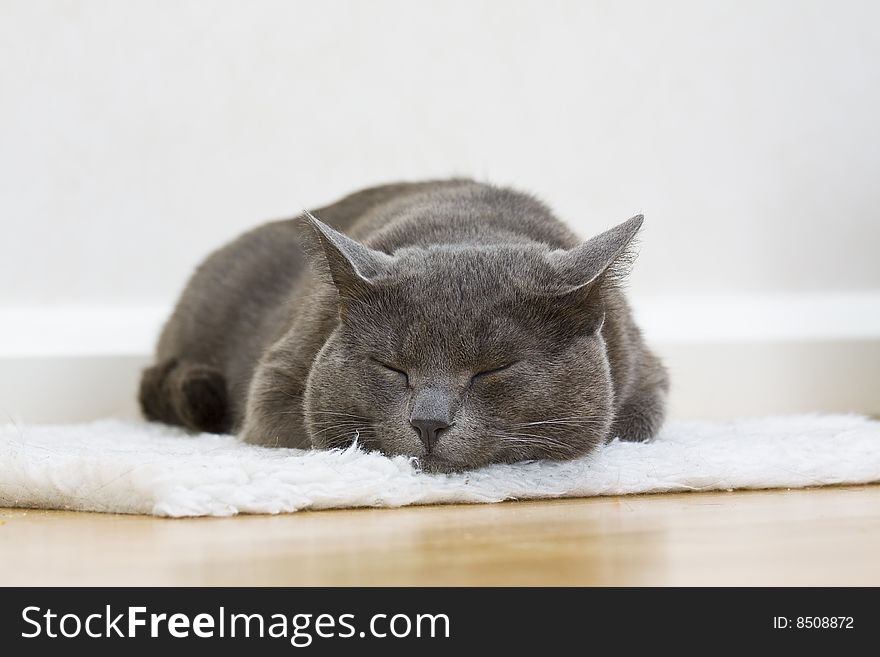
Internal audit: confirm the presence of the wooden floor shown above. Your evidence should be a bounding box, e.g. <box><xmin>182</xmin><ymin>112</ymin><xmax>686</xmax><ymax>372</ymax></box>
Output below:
<box><xmin>2</xmin><ymin>485</ymin><xmax>879</xmax><ymax>586</ymax></box>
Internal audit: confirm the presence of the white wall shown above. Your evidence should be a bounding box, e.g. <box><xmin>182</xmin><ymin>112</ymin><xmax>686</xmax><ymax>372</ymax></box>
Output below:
<box><xmin>1</xmin><ymin>1</ymin><xmax>878</xmax><ymax>422</ymax></box>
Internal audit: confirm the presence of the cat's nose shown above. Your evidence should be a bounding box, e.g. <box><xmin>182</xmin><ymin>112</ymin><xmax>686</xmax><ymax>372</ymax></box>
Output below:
<box><xmin>410</xmin><ymin>384</ymin><xmax>456</xmax><ymax>452</ymax></box>
<box><xmin>410</xmin><ymin>417</ymin><xmax>450</xmax><ymax>452</ymax></box>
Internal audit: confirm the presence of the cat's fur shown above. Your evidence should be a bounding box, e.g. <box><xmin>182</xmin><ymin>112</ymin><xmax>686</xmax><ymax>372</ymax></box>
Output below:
<box><xmin>140</xmin><ymin>179</ymin><xmax>668</xmax><ymax>472</ymax></box>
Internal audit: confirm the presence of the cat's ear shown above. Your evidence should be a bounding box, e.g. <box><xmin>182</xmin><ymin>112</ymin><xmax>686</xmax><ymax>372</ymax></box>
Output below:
<box><xmin>543</xmin><ymin>214</ymin><xmax>643</xmax><ymax>333</ymax></box>
<box><xmin>299</xmin><ymin>211</ymin><xmax>394</xmax><ymax>293</ymax></box>
<box><xmin>547</xmin><ymin>214</ymin><xmax>643</xmax><ymax>291</ymax></box>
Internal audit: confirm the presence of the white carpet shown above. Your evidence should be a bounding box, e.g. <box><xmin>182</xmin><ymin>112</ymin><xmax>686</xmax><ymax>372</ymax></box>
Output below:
<box><xmin>1</xmin><ymin>414</ymin><xmax>879</xmax><ymax>517</ymax></box>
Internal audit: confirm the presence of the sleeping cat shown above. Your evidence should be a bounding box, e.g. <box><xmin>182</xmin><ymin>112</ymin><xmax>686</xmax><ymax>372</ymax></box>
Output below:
<box><xmin>140</xmin><ymin>179</ymin><xmax>668</xmax><ymax>472</ymax></box>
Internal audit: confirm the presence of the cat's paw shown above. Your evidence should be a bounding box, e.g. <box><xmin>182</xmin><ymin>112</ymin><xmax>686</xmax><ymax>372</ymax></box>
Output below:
<box><xmin>610</xmin><ymin>414</ymin><xmax>657</xmax><ymax>442</ymax></box>
<box><xmin>139</xmin><ymin>358</ymin><xmax>230</xmax><ymax>433</ymax></box>
<box><xmin>138</xmin><ymin>359</ymin><xmax>179</xmax><ymax>422</ymax></box>
<box><xmin>610</xmin><ymin>392</ymin><xmax>666</xmax><ymax>443</ymax></box>
<box><xmin>171</xmin><ymin>363</ymin><xmax>230</xmax><ymax>434</ymax></box>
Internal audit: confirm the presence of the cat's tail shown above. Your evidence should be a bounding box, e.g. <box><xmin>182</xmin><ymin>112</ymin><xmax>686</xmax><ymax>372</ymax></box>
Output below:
<box><xmin>138</xmin><ymin>358</ymin><xmax>231</xmax><ymax>434</ymax></box>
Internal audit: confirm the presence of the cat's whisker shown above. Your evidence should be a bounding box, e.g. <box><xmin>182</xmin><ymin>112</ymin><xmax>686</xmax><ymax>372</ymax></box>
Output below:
<box><xmin>309</xmin><ymin>410</ymin><xmax>370</xmax><ymax>416</ymax></box>
<box><xmin>511</xmin><ymin>423</ymin><xmax>604</xmax><ymax>432</ymax></box>
<box><xmin>503</xmin><ymin>430</ymin><xmax>582</xmax><ymax>446</ymax></box>
<box><xmin>317</xmin><ymin>426</ymin><xmax>376</xmax><ymax>447</ymax></box>
<box><xmin>312</xmin><ymin>423</ymin><xmax>364</xmax><ymax>436</ymax></box>
<box><xmin>513</xmin><ymin>417</ymin><xmax>605</xmax><ymax>427</ymax></box>
<box><xmin>517</xmin><ymin>419</ymin><xmax>604</xmax><ymax>425</ymax></box>
<box><xmin>504</xmin><ymin>440</ymin><xmax>572</xmax><ymax>453</ymax></box>
<box><xmin>305</xmin><ymin>420</ymin><xmax>367</xmax><ymax>430</ymax></box>
<box><xmin>310</xmin><ymin>422</ymin><xmax>371</xmax><ymax>437</ymax></box>
<box><xmin>307</xmin><ymin>417</ymin><xmax>366</xmax><ymax>423</ymax></box>
<box><xmin>487</xmin><ymin>432</ymin><xmax>574</xmax><ymax>451</ymax></box>
<box><xmin>495</xmin><ymin>440</ymin><xmax>570</xmax><ymax>459</ymax></box>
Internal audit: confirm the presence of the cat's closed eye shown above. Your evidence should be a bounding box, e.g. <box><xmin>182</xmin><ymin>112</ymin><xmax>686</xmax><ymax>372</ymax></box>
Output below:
<box><xmin>471</xmin><ymin>361</ymin><xmax>518</xmax><ymax>381</ymax></box>
<box><xmin>370</xmin><ymin>357</ymin><xmax>409</xmax><ymax>385</ymax></box>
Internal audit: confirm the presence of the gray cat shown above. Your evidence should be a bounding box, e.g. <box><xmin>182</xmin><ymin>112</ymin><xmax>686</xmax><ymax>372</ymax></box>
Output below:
<box><xmin>140</xmin><ymin>179</ymin><xmax>668</xmax><ymax>472</ymax></box>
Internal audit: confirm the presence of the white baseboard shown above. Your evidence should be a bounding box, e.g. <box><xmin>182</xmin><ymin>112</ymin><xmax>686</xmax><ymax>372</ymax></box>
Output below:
<box><xmin>2</xmin><ymin>293</ymin><xmax>879</xmax><ymax>358</ymax></box>
<box><xmin>631</xmin><ymin>292</ymin><xmax>880</xmax><ymax>342</ymax></box>
<box><xmin>0</xmin><ymin>305</ymin><xmax>169</xmax><ymax>358</ymax></box>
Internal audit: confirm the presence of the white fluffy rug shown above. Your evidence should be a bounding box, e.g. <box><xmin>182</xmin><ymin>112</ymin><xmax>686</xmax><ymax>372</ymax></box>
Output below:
<box><xmin>1</xmin><ymin>415</ymin><xmax>879</xmax><ymax>517</ymax></box>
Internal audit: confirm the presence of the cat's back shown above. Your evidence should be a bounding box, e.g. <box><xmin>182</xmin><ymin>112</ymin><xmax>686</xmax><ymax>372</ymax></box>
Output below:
<box><xmin>341</xmin><ymin>179</ymin><xmax>578</xmax><ymax>252</ymax></box>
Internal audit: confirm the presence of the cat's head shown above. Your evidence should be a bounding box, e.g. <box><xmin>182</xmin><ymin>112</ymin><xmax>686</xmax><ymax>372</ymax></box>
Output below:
<box><xmin>301</xmin><ymin>212</ymin><xmax>642</xmax><ymax>472</ymax></box>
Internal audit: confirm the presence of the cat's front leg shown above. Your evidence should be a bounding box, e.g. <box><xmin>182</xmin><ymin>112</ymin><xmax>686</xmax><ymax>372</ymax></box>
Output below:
<box><xmin>240</xmin><ymin>361</ymin><xmax>310</xmax><ymax>449</ymax></box>
<box><xmin>609</xmin><ymin>355</ymin><xmax>669</xmax><ymax>442</ymax></box>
